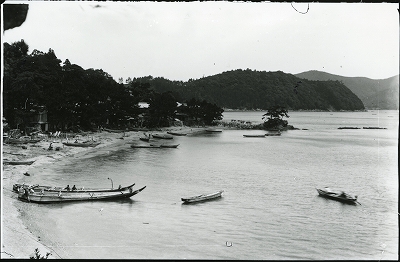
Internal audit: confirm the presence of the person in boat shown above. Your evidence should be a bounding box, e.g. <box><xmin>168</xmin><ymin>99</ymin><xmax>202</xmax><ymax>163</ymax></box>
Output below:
<box><xmin>118</xmin><ymin>185</ymin><xmax>122</xmax><ymax>190</ymax></box>
<box><xmin>324</xmin><ymin>187</ymin><xmax>332</xmax><ymax>193</ymax></box>
<box><xmin>72</xmin><ymin>185</ymin><xmax>77</xmax><ymax>191</ymax></box>
<box><xmin>64</xmin><ymin>185</ymin><xmax>70</xmax><ymax>191</ymax></box>
<box><xmin>340</xmin><ymin>191</ymin><xmax>347</xmax><ymax>198</ymax></box>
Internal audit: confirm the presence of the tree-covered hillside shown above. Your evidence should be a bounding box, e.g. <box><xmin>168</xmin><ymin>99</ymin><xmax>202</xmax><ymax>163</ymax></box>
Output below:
<box><xmin>295</xmin><ymin>70</ymin><xmax>399</xmax><ymax>110</ymax></box>
<box><xmin>135</xmin><ymin>69</ymin><xmax>365</xmax><ymax>111</ymax></box>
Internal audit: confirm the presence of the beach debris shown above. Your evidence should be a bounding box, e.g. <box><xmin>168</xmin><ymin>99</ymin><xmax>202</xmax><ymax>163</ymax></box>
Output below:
<box><xmin>23</xmin><ymin>172</ymin><xmax>30</xmax><ymax>176</ymax></box>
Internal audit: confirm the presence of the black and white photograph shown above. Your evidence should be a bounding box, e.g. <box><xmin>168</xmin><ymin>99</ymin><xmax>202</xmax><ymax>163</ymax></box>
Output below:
<box><xmin>1</xmin><ymin>1</ymin><xmax>398</xmax><ymax>259</ymax></box>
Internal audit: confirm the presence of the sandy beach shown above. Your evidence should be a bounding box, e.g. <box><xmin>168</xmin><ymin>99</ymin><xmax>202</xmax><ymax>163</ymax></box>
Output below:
<box><xmin>1</xmin><ymin>126</ymin><xmax>215</xmax><ymax>259</ymax></box>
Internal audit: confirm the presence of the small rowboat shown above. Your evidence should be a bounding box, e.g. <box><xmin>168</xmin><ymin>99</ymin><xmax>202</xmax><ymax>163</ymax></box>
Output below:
<box><xmin>152</xmin><ymin>133</ymin><xmax>174</xmax><ymax>139</ymax></box>
<box><xmin>103</xmin><ymin>128</ymin><xmax>126</xmax><ymax>133</ymax></box>
<box><xmin>160</xmin><ymin>144</ymin><xmax>179</xmax><ymax>148</ymax></box>
<box><xmin>316</xmin><ymin>187</ymin><xmax>360</xmax><ymax>205</ymax></box>
<box><xmin>167</xmin><ymin>131</ymin><xmax>187</xmax><ymax>136</ymax></box>
<box><xmin>205</xmin><ymin>128</ymin><xmax>222</xmax><ymax>133</ymax></box>
<box><xmin>131</xmin><ymin>144</ymin><xmax>160</xmax><ymax>148</ymax></box>
<box><xmin>181</xmin><ymin>190</ymin><xmax>224</xmax><ymax>204</ymax></box>
<box><xmin>243</xmin><ymin>134</ymin><xmax>265</xmax><ymax>138</ymax></box>
<box><xmin>265</xmin><ymin>133</ymin><xmax>281</xmax><ymax>136</ymax></box>
<box><xmin>18</xmin><ymin>185</ymin><xmax>146</xmax><ymax>203</ymax></box>
<box><xmin>62</xmin><ymin>141</ymin><xmax>101</xmax><ymax>147</ymax></box>
<box><xmin>3</xmin><ymin>160</ymin><xmax>35</xmax><ymax>165</ymax></box>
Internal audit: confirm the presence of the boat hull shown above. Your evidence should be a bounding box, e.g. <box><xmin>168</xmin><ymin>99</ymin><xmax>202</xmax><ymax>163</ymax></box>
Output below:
<box><xmin>13</xmin><ymin>183</ymin><xmax>135</xmax><ymax>193</ymax></box>
<box><xmin>243</xmin><ymin>135</ymin><xmax>265</xmax><ymax>137</ymax></box>
<box><xmin>4</xmin><ymin>160</ymin><xmax>35</xmax><ymax>165</ymax></box>
<box><xmin>152</xmin><ymin>134</ymin><xmax>174</xmax><ymax>139</ymax></box>
<box><xmin>62</xmin><ymin>142</ymin><xmax>100</xmax><ymax>147</ymax></box>
<box><xmin>181</xmin><ymin>190</ymin><xmax>224</xmax><ymax>204</ymax></box>
<box><xmin>18</xmin><ymin>186</ymin><xmax>146</xmax><ymax>203</ymax></box>
<box><xmin>167</xmin><ymin>131</ymin><xmax>187</xmax><ymax>136</ymax></box>
<box><xmin>316</xmin><ymin>188</ymin><xmax>358</xmax><ymax>205</ymax></box>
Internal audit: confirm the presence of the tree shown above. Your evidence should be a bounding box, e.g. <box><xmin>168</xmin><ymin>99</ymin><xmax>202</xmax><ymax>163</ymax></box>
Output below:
<box><xmin>262</xmin><ymin>105</ymin><xmax>289</xmax><ymax>129</ymax></box>
<box><xmin>147</xmin><ymin>92</ymin><xmax>177</xmax><ymax>127</ymax></box>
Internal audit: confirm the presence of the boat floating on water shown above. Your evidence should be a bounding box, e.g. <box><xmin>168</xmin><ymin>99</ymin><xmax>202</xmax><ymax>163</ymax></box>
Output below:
<box><xmin>316</xmin><ymin>187</ymin><xmax>360</xmax><ymax>205</ymax></box>
<box><xmin>181</xmin><ymin>190</ymin><xmax>224</xmax><ymax>204</ymax></box>
<box><xmin>205</xmin><ymin>128</ymin><xmax>223</xmax><ymax>133</ymax></box>
<box><xmin>243</xmin><ymin>134</ymin><xmax>266</xmax><ymax>138</ymax></box>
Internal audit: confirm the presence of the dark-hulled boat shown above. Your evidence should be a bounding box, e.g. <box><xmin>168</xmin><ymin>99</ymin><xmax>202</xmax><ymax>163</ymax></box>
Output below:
<box><xmin>205</xmin><ymin>128</ymin><xmax>222</xmax><ymax>133</ymax></box>
<box><xmin>243</xmin><ymin>134</ymin><xmax>265</xmax><ymax>138</ymax></box>
<box><xmin>18</xmin><ymin>185</ymin><xmax>146</xmax><ymax>203</ymax></box>
<box><xmin>62</xmin><ymin>141</ymin><xmax>101</xmax><ymax>147</ymax></box>
<box><xmin>265</xmin><ymin>132</ymin><xmax>281</xmax><ymax>136</ymax></box>
<box><xmin>316</xmin><ymin>187</ymin><xmax>359</xmax><ymax>205</ymax></box>
<box><xmin>4</xmin><ymin>160</ymin><xmax>36</xmax><ymax>165</ymax></box>
<box><xmin>13</xmin><ymin>183</ymin><xmax>135</xmax><ymax>193</ymax></box>
<box><xmin>131</xmin><ymin>144</ymin><xmax>160</xmax><ymax>148</ymax></box>
<box><xmin>181</xmin><ymin>190</ymin><xmax>224</xmax><ymax>204</ymax></box>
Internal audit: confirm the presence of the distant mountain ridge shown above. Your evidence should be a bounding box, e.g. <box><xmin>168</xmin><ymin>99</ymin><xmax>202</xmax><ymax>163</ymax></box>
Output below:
<box><xmin>144</xmin><ymin>69</ymin><xmax>365</xmax><ymax>111</ymax></box>
<box><xmin>295</xmin><ymin>70</ymin><xmax>399</xmax><ymax>110</ymax></box>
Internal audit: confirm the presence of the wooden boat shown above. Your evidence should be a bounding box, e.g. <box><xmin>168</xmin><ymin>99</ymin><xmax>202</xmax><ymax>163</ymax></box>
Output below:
<box><xmin>18</xmin><ymin>185</ymin><xmax>146</xmax><ymax>203</ymax></box>
<box><xmin>152</xmin><ymin>133</ymin><xmax>174</xmax><ymax>139</ymax></box>
<box><xmin>103</xmin><ymin>128</ymin><xmax>126</xmax><ymax>133</ymax></box>
<box><xmin>316</xmin><ymin>187</ymin><xmax>359</xmax><ymax>205</ymax></box>
<box><xmin>4</xmin><ymin>138</ymin><xmax>42</xmax><ymax>144</ymax></box>
<box><xmin>243</xmin><ymin>134</ymin><xmax>266</xmax><ymax>137</ymax></box>
<box><xmin>130</xmin><ymin>144</ymin><xmax>160</xmax><ymax>148</ymax></box>
<box><xmin>62</xmin><ymin>141</ymin><xmax>101</xmax><ymax>147</ymax></box>
<box><xmin>159</xmin><ymin>144</ymin><xmax>179</xmax><ymax>148</ymax></box>
<box><xmin>167</xmin><ymin>131</ymin><xmax>187</xmax><ymax>136</ymax></box>
<box><xmin>205</xmin><ymin>128</ymin><xmax>222</xmax><ymax>133</ymax></box>
<box><xmin>3</xmin><ymin>160</ymin><xmax>35</xmax><ymax>165</ymax></box>
<box><xmin>265</xmin><ymin>133</ymin><xmax>281</xmax><ymax>136</ymax></box>
<box><xmin>139</xmin><ymin>137</ymin><xmax>150</xmax><ymax>142</ymax></box>
<box><xmin>181</xmin><ymin>190</ymin><xmax>224</xmax><ymax>204</ymax></box>
<box><xmin>13</xmin><ymin>183</ymin><xmax>135</xmax><ymax>193</ymax></box>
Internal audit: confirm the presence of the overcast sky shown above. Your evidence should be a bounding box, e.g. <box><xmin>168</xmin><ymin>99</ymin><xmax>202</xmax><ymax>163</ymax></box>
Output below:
<box><xmin>3</xmin><ymin>1</ymin><xmax>399</xmax><ymax>82</ymax></box>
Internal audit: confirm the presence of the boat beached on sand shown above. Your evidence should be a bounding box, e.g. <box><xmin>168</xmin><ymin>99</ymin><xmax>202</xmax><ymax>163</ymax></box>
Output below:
<box><xmin>181</xmin><ymin>190</ymin><xmax>224</xmax><ymax>204</ymax></box>
<box><xmin>13</xmin><ymin>183</ymin><xmax>136</xmax><ymax>193</ymax></box>
<box><xmin>316</xmin><ymin>187</ymin><xmax>360</xmax><ymax>205</ymax></box>
<box><xmin>4</xmin><ymin>160</ymin><xmax>36</xmax><ymax>165</ymax></box>
<box><xmin>62</xmin><ymin>141</ymin><xmax>101</xmax><ymax>147</ymax></box>
<box><xmin>167</xmin><ymin>131</ymin><xmax>187</xmax><ymax>136</ymax></box>
<box><xmin>17</xmin><ymin>184</ymin><xmax>146</xmax><ymax>203</ymax></box>
<box><xmin>152</xmin><ymin>133</ymin><xmax>174</xmax><ymax>139</ymax></box>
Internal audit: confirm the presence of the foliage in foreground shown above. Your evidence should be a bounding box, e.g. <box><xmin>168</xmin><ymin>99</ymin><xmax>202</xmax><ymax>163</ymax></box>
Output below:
<box><xmin>30</xmin><ymin>248</ymin><xmax>51</xmax><ymax>259</ymax></box>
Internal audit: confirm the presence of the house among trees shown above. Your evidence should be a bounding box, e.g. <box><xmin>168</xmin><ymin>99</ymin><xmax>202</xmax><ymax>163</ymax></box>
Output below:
<box><xmin>29</xmin><ymin>108</ymin><xmax>48</xmax><ymax>132</ymax></box>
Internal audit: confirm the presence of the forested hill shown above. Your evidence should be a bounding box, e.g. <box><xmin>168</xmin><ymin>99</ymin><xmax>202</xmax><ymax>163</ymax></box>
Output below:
<box><xmin>295</xmin><ymin>70</ymin><xmax>399</xmax><ymax>110</ymax></box>
<box><xmin>143</xmin><ymin>69</ymin><xmax>365</xmax><ymax>111</ymax></box>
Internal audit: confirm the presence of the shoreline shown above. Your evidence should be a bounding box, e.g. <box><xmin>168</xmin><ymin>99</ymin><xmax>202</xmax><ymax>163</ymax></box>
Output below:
<box><xmin>1</xmin><ymin>125</ymin><xmax>218</xmax><ymax>259</ymax></box>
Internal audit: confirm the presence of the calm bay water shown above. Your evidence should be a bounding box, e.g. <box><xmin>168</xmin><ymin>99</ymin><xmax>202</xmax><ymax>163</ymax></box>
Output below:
<box><xmin>19</xmin><ymin>111</ymin><xmax>398</xmax><ymax>259</ymax></box>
